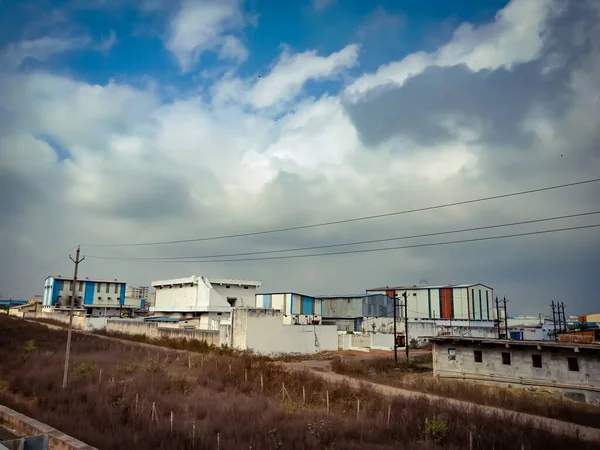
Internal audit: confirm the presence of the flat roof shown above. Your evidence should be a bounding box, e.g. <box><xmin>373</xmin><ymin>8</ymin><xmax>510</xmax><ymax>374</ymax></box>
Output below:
<box><xmin>430</xmin><ymin>336</ymin><xmax>600</xmax><ymax>351</ymax></box>
<box><xmin>257</xmin><ymin>292</ymin><xmax>315</xmax><ymax>298</ymax></box>
<box><xmin>51</xmin><ymin>275</ymin><xmax>125</xmax><ymax>284</ymax></box>
<box><xmin>317</xmin><ymin>293</ymin><xmax>392</xmax><ymax>299</ymax></box>
<box><xmin>367</xmin><ymin>283</ymin><xmax>493</xmax><ymax>291</ymax></box>
<box><xmin>152</xmin><ymin>275</ymin><xmax>261</xmax><ymax>287</ymax></box>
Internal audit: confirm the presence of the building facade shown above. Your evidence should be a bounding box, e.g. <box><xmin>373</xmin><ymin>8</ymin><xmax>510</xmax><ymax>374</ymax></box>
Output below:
<box><xmin>366</xmin><ymin>284</ymin><xmax>494</xmax><ymax>321</ymax></box>
<box><xmin>150</xmin><ymin>275</ymin><xmax>261</xmax><ymax>329</ymax></box>
<box><xmin>125</xmin><ymin>286</ymin><xmax>150</xmax><ymax>309</ymax></box>
<box><xmin>255</xmin><ymin>292</ymin><xmax>323</xmax><ymax>325</ymax></box>
<box><xmin>431</xmin><ymin>336</ymin><xmax>600</xmax><ymax>403</ymax></box>
<box><xmin>320</xmin><ymin>294</ymin><xmax>394</xmax><ymax>332</ymax></box>
<box><xmin>42</xmin><ymin>275</ymin><xmax>140</xmax><ymax>316</ymax></box>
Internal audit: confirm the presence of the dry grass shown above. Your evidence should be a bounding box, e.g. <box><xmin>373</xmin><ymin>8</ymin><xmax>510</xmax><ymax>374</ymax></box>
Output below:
<box><xmin>331</xmin><ymin>355</ymin><xmax>600</xmax><ymax>429</ymax></box>
<box><xmin>0</xmin><ymin>316</ymin><xmax>595</xmax><ymax>450</ymax></box>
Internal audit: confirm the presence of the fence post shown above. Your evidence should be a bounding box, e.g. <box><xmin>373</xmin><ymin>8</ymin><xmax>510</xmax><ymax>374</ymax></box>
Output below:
<box><xmin>192</xmin><ymin>421</ymin><xmax>196</xmax><ymax>445</ymax></box>
<box><xmin>326</xmin><ymin>391</ymin><xmax>329</xmax><ymax>413</ymax></box>
<box><xmin>217</xmin><ymin>432</ymin><xmax>220</xmax><ymax>450</ymax></box>
<box><xmin>245</xmin><ymin>368</ymin><xmax>248</xmax><ymax>382</ymax></box>
<box><xmin>98</xmin><ymin>368</ymin><xmax>102</xmax><ymax>383</ymax></box>
<box><xmin>469</xmin><ymin>431</ymin><xmax>473</xmax><ymax>450</ymax></box>
<box><xmin>357</xmin><ymin>399</ymin><xmax>360</xmax><ymax>420</ymax></box>
<box><xmin>387</xmin><ymin>404</ymin><xmax>391</xmax><ymax>426</ymax></box>
<box><xmin>260</xmin><ymin>373</ymin><xmax>264</xmax><ymax>393</ymax></box>
<box><xmin>170</xmin><ymin>411</ymin><xmax>174</xmax><ymax>434</ymax></box>
<box><xmin>302</xmin><ymin>386</ymin><xmax>306</xmax><ymax>404</ymax></box>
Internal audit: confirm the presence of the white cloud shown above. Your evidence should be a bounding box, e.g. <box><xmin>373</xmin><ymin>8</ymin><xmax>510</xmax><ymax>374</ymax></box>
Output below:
<box><xmin>96</xmin><ymin>30</ymin><xmax>117</xmax><ymax>54</ymax></box>
<box><xmin>313</xmin><ymin>0</ymin><xmax>335</xmax><ymax>12</ymax></box>
<box><xmin>1</xmin><ymin>0</ymin><xmax>599</xmax><ymax>315</ymax></box>
<box><xmin>346</xmin><ymin>0</ymin><xmax>559</xmax><ymax>99</ymax></box>
<box><xmin>248</xmin><ymin>44</ymin><xmax>359</xmax><ymax>109</ymax></box>
<box><xmin>166</xmin><ymin>0</ymin><xmax>247</xmax><ymax>71</ymax></box>
<box><xmin>0</xmin><ymin>36</ymin><xmax>90</xmax><ymax>69</ymax></box>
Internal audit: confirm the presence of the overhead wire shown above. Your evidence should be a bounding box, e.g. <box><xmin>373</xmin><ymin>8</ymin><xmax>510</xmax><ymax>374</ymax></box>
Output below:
<box><xmin>83</xmin><ymin>177</ymin><xmax>600</xmax><ymax>248</ymax></box>
<box><xmin>87</xmin><ymin>210</ymin><xmax>600</xmax><ymax>261</ymax></box>
<box><xmin>87</xmin><ymin>223</ymin><xmax>600</xmax><ymax>263</ymax></box>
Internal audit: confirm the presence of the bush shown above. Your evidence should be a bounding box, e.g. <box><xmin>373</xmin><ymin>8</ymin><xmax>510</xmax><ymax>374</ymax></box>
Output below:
<box><xmin>75</xmin><ymin>360</ymin><xmax>94</xmax><ymax>375</ymax></box>
<box><xmin>424</xmin><ymin>417</ymin><xmax>448</xmax><ymax>442</ymax></box>
<box><xmin>22</xmin><ymin>339</ymin><xmax>36</xmax><ymax>353</ymax></box>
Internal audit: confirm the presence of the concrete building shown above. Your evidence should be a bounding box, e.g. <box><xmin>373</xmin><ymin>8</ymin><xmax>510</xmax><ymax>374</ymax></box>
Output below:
<box><xmin>125</xmin><ymin>285</ymin><xmax>150</xmax><ymax>310</ymax></box>
<box><xmin>319</xmin><ymin>294</ymin><xmax>394</xmax><ymax>332</ymax></box>
<box><xmin>431</xmin><ymin>336</ymin><xmax>600</xmax><ymax>403</ymax></box>
<box><xmin>42</xmin><ymin>275</ymin><xmax>140</xmax><ymax>317</ymax></box>
<box><xmin>151</xmin><ymin>275</ymin><xmax>261</xmax><ymax>330</ymax></box>
<box><xmin>366</xmin><ymin>283</ymin><xmax>494</xmax><ymax>321</ymax></box>
<box><xmin>255</xmin><ymin>292</ymin><xmax>323</xmax><ymax>325</ymax></box>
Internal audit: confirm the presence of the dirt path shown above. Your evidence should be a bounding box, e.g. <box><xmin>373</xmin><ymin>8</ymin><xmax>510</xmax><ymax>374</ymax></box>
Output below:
<box><xmin>28</xmin><ymin>320</ymin><xmax>600</xmax><ymax>442</ymax></box>
<box><xmin>282</xmin><ymin>360</ymin><xmax>600</xmax><ymax>443</ymax></box>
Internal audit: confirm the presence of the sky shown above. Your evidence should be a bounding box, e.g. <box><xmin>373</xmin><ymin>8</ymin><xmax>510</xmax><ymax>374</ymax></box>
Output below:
<box><xmin>0</xmin><ymin>0</ymin><xmax>599</xmax><ymax>316</ymax></box>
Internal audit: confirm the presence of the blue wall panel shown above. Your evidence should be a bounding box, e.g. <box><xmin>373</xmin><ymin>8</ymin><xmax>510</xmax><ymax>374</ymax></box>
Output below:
<box><xmin>119</xmin><ymin>284</ymin><xmax>126</xmax><ymax>306</ymax></box>
<box><xmin>263</xmin><ymin>294</ymin><xmax>271</xmax><ymax>308</ymax></box>
<box><xmin>51</xmin><ymin>280</ymin><xmax>62</xmax><ymax>306</ymax></box>
<box><xmin>84</xmin><ymin>282</ymin><xmax>95</xmax><ymax>305</ymax></box>
<box><xmin>302</xmin><ymin>296</ymin><xmax>314</xmax><ymax>315</ymax></box>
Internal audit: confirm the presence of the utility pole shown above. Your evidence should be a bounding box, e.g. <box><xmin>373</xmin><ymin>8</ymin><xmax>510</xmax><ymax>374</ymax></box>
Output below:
<box><xmin>551</xmin><ymin>301</ymin><xmax>558</xmax><ymax>341</ymax></box>
<box><xmin>402</xmin><ymin>291</ymin><xmax>409</xmax><ymax>361</ymax></box>
<box><xmin>561</xmin><ymin>302</ymin><xmax>567</xmax><ymax>333</ymax></box>
<box><xmin>393</xmin><ymin>292</ymin><xmax>398</xmax><ymax>364</ymax></box>
<box><xmin>502</xmin><ymin>297</ymin><xmax>509</xmax><ymax>339</ymax></box>
<box><xmin>62</xmin><ymin>246</ymin><xmax>84</xmax><ymax>390</ymax></box>
<box><xmin>494</xmin><ymin>297</ymin><xmax>501</xmax><ymax>339</ymax></box>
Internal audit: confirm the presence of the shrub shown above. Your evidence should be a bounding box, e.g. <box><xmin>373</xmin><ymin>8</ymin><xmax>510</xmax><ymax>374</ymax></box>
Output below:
<box><xmin>75</xmin><ymin>360</ymin><xmax>94</xmax><ymax>375</ymax></box>
<box><xmin>424</xmin><ymin>417</ymin><xmax>448</xmax><ymax>442</ymax></box>
<box><xmin>22</xmin><ymin>339</ymin><xmax>36</xmax><ymax>353</ymax></box>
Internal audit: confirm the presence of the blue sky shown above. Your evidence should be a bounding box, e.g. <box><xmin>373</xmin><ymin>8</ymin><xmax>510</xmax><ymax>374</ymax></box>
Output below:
<box><xmin>1</xmin><ymin>0</ymin><xmax>509</xmax><ymax>90</ymax></box>
<box><xmin>1</xmin><ymin>0</ymin><xmax>599</xmax><ymax>315</ymax></box>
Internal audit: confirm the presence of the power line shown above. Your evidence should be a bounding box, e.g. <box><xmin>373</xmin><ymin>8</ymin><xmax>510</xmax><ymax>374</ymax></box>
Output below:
<box><xmin>87</xmin><ymin>210</ymin><xmax>600</xmax><ymax>261</ymax></box>
<box><xmin>84</xmin><ymin>177</ymin><xmax>600</xmax><ymax>248</ymax></box>
<box><xmin>90</xmin><ymin>223</ymin><xmax>600</xmax><ymax>263</ymax></box>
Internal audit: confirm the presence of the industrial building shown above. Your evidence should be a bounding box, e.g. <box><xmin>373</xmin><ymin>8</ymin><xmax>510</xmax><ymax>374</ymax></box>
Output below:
<box><xmin>319</xmin><ymin>293</ymin><xmax>394</xmax><ymax>331</ymax></box>
<box><xmin>255</xmin><ymin>292</ymin><xmax>323</xmax><ymax>325</ymax></box>
<box><xmin>431</xmin><ymin>336</ymin><xmax>600</xmax><ymax>403</ymax></box>
<box><xmin>366</xmin><ymin>283</ymin><xmax>494</xmax><ymax>321</ymax></box>
<box><xmin>42</xmin><ymin>275</ymin><xmax>141</xmax><ymax>317</ymax></box>
<box><xmin>150</xmin><ymin>275</ymin><xmax>261</xmax><ymax>329</ymax></box>
<box><xmin>125</xmin><ymin>285</ymin><xmax>150</xmax><ymax>308</ymax></box>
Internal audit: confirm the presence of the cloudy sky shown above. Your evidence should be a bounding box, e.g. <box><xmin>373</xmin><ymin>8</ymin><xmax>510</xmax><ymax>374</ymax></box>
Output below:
<box><xmin>1</xmin><ymin>0</ymin><xmax>599</xmax><ymax>316</ymax></box>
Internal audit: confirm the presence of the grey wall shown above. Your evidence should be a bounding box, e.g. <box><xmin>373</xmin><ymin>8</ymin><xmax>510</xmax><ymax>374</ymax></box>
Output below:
<box><xmin>433</xmin><ymin>341</ymin><xmax>600</xmax><ymax>403</ymax></box>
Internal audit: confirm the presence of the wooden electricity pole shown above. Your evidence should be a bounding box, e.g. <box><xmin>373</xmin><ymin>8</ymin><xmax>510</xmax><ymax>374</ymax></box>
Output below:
<box><xmin>62</xmin><ymin>246</ymin><xmax>84</xmax><ymax>389</ymax></box>
<box><xmin>402</xmin><ymin>291</ymin><xmax>409</xmax><ymax>361</ymax></box>
<box><xmin>393</xmin><ymin>292</ymin><xmax>398</xmax><ymax>364</ymax></box>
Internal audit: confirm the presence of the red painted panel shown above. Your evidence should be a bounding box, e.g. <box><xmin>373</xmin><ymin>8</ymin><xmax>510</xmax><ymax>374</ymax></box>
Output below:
<box><xmin>441</xmin><ymin>288</ymin><xmax>452</xmax><ymax>319</ymax></box>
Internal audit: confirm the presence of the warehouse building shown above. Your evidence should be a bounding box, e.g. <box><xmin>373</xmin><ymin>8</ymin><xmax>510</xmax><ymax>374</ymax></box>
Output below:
<box><xmin>151</xmin><ymin>275</ymin><xmax>261</xmax><ymax>329</ymax></box>
<box><xmin>255</xmin><ymin>292</ymin><xmax>323</xmax><ymax>325</ymax></box>
<box><xmin>319</xmin><ymin>293</ymin><xmax>394</xmax><ymax>332</ymax></box>
<box><xmin>431</xmin><ymin>336</ymin><xmax>600</xmax><ymax>403</ymax></box>
<box><xmin>366</xmin><ymin>283</ymin><xmax>494</xmax><ymax>321</ymax></box>
<box><xmin>42</xmin><ymin>275</ymin><xmax>140</xmax><ymax>317</ymax></box>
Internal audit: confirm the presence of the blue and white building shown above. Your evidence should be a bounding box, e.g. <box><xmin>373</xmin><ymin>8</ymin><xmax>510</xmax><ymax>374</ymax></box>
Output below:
<box><xmin>255</xmin><ymin>292</ymin><xmax>323</xmax><ymax>325</ymax></box>
<box><xmin>42</xmin><ymin>275</ymin><xmax>140</xmax><ymax>317</ymax></box>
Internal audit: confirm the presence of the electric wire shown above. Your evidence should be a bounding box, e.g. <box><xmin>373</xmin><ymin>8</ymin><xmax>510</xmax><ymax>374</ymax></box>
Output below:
<box><xmin>89</xmin><ymin>223</ymin><xmax>600</xmax><ymax>263</ymax></box>
<box><xmin>83</xmin><ymin>177</ymin><xmax>600</xmax><ymax>248</ymax></box>
<box><xmin>87</xmin><ymin>211</ymin><xmax>600</xmax><ymax>261</ymax></box>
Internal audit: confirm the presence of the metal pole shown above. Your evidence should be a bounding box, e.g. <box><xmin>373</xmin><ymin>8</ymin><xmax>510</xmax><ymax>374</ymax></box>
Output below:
<box><xmin>551</xmin><ymin>301</ymin><xmax>557</xmax><ymax>341</ymax></box>
<box><xmin>393</xmin><ymin>293</ymin><xmax>398</xmax><ymax>364</ymax></box>
<box><xmin>495</xmin><ymin>297</ymin><xmax>501</xmax><ymax>339</ymax></box>
<box><xmin>403</xmin><ymin>291</ymin><xmax>409</xmax><ymax>361</ymax></box>
<box><xmin>62</xmin><ymin>246</ymin><xmax>84</xmax><ymax>389</ymax></box>
<box><xmin>561</xmin><ymin>302</ymin><xmax>567</xmax><ymax>333</ymax></box>
<box><xmin>502</xmin><ymin>297</ymin><xmax>509</xmax><ymax>339</ymax></box>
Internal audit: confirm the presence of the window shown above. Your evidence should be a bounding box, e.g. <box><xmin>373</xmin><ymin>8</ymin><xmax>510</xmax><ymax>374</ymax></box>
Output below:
<box><xmin>226</xmin><ymin>285</ymin><xmax>230</xmax><ymax>289</ymax></box>
<box><xmin>532</xmin><ymin>354</ymin><xmax>542</xmax><ymax>368</ymax></box>
<box><xmin>501</xmin><ymin>352</ymin><xmax>511</xmax><ymax>365</ymax></box>
<box><xmin>97</xmin><ymin>283</ymin><xmax>102</xmax><ymax>292</ymax></box>
<box><xmin>448</xmin><ymin>348</ymin><xmax>456</xmax><ymax>361</ymax></box>
<box><xmin>244</xmin><ymin>286</ymin><xmax>248</xmax><ymax>290</ymax></box>
<box><xmin>78</xmin><ymin>282</ymin><xmax>83</xmax><ymax>292</ymax></box>
<box><xmin>106</xmin><ymin>283</ymin><xmax>110</xmax><ymax>293</ymax></box>
<box><xmin>474</xmin><ymin>350</ymin><xmax>482</xmax><ymax>363</ymax></box>
<box><xmin>65</xmin><ymin>281</ymin><xmax>71</xmax><ymax>291</ymax></box>
<box><xmin>567</xmin><ymin>357</ymin><xmax>579</xmax><ymax>372</ymax></box>
<box><xmin>115</xmin><ymin>283</ymin><xmax>119</xmax><ymax>294</ymax></box>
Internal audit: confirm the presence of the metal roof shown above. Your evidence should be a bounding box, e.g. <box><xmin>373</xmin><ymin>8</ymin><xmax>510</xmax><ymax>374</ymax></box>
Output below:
<box><xmin>152</xmin><ymin>275</ymin><xmax>261</xmax><ymax>287</ymax></box>
<box><xmin>429</xmin><ymin>336</ymin><xmax>600</xmax><ymax>351</ymax></box>
<box><xmin>367</xmin><ymin>283</ymin><xmax>493</xmax><ymax>291</ymax></box>
<box><xmin>316</xmin><ymin>293</ymin><xmax>392</xmax><ymax>299</ymax></box>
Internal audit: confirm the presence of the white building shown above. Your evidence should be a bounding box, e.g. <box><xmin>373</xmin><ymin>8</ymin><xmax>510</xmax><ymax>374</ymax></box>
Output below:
<box><xmin>150</xmin><ymin>275</ymin><xmax>261</xmax><ymax>330</ymax></box>
<box><xmin>42</xmin><ymin>275</ymin><xmax>141</xmax><ymax>317</ymax></box>
<box><xmin>125</xmin><ymin>285</ymin><xmax>150</xmax><ymax>309</ymax></box>
<box><xmin>255</xmin><ymin>292</ymin><xmax>323</xmax><ymax>325</ymax></box>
